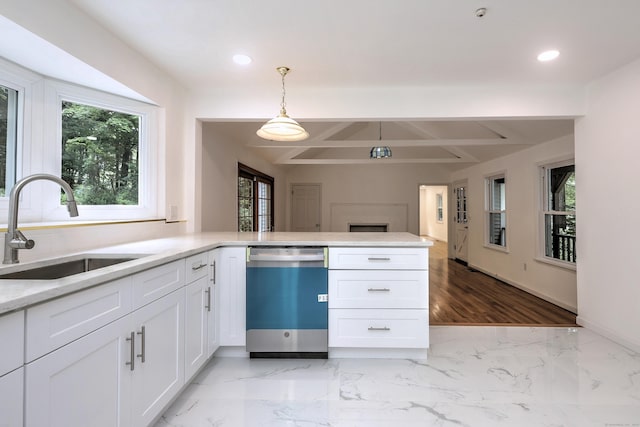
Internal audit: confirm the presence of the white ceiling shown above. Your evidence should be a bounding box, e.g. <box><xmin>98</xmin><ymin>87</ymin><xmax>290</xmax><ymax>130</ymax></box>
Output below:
<box><xmin>59</xmin><ymin>1</ymin><xmax>640</xmax><ymax>166</ymax></box>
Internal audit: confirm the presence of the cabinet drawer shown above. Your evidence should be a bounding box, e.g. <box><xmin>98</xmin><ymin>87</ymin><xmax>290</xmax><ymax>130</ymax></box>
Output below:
<box><xmin>133</xmin><ymin>260</ymin><xmax>185</xmax><ymax>309</ymax></box>
<box><xmin>0</xmin><ymin>310</ymin><xmax>24</xmax><ymax>375</ymax></box>
<box><xmin>185</xmin><ymin>252</ymin><xmax>209</xmax><ymax>284</ymax></box>
<box><xmin>329</xmin><ymin>247</ymin><xmax>428</xmax><ymax>270</ymax></box>
<box><xmin>26</xmin><ymin>277</ymin><xmax>132</xmax><ymax>362</ymax></box>
<box><xmin>329</xmin><ymin>270</ymin><xmax>428</xmax><ymax>309</ymax></box>
<box><xmin>329</xmin><ymin>309</ymin><xmax>428</xmax><ymax>348</ymax></box>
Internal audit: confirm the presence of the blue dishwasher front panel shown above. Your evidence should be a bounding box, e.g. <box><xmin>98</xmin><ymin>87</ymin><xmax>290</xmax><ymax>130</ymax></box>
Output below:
<box><xmin>246</xmin><ymin>266</ymin><xmax>328</xmax><ymax>330</ymax></box>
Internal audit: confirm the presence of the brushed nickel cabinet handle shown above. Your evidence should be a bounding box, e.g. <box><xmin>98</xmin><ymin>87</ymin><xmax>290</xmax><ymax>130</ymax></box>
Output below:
<box><xmin>137</xmin><ymin>326</ymin><xmax>146</xmax><ymax>363</ymax></box>
<box><xmin>205</xmin><ymin>287</ymin><xmax>212</xmax><ymax>312</ymax></box>
<box><xmin>368</xmin><ymin>288</ymin><xmax>391</xmax><ymax>292</ymax></box>
<box><xmin>192</xmin><ymin>263</ymin><xmax>207</xmax><ymax>271</ymax></box>
<box><xmin>368</xmin><ymin>326</ymin><xmax>391</xmax><ymax>331</ymax></box>
<box><xmin>126</xmin><ymin>331</ymin><xmax>135</xmax><ymax>371</ymax></box>
<box><xmin>210</xmin><ymin>260</ymin><xmax>216</xmax><ymax>284</ymax></box>
<box><xmin>367</xmin><ymin>257</ymin><xmax>391</xmax><ymax>261</ymax></box>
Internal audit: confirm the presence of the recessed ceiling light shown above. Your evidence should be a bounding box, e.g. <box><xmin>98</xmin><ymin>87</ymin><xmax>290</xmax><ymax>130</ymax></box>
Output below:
<box><xmin>233</xmin><ymin>54</ymin><xmax>252</xmax><ymax>65</ymax></box>
<box><xmin>537</xmin><ymin>50</ymin><xmax>560</xmax><ymax>62</ymax></box>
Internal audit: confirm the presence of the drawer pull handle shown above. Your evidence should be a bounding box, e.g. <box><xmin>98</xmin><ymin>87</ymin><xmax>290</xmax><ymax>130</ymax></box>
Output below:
<box><xmin>367</xmin><ymin>257</ymin><xmax>391</xmax><ymax>261</ymax></box>
<box><xmin>137</xmin><ymin>326</ymin><xmax>146</xmax><ymax>363</ymax></box>
<box><xmin>192</xmin><ymin>263</ymin><xmax>207</xmax><ymax>271</ymax></box>
<box><xmin>211</xmin><ymin>260</ymin><xmax>216</xmax><ymax>284</ymax></box>
<box><xmin>126</xmin><ymin>331</ymin><xmax>135</xmax><ymax>371</ymax></box>
<box><xmin>368</xmin><ymin>288</ymin><xmax>391</xmax><ymax>292</ymax></box>
<box><xmin>368</xmin><ymin>326</ymin><xmax>391</xmax><ymax>331</ymax></box>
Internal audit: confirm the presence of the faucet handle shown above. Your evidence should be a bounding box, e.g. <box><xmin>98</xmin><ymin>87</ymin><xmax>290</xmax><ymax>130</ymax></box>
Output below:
<box><xmin>9</xmin><ymin>230</ymin><xmax>35</xmax><ymax>250</ymax></box>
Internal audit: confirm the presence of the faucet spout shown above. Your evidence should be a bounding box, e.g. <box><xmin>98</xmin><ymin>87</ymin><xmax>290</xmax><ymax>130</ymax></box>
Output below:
<box><xmin>4</xmin><ymin>173</ymin><xmax>79</xmax><ymax>264</ymax></box>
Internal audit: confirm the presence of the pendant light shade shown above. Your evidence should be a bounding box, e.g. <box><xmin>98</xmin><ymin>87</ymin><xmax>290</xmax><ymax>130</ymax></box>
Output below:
<box><xmin>370</xmin><ymin>146</ymin><xmax>393</xmax><ymax>159</ymax></box>
<box><xmin>370</xmin><ymin>121</ymin><xmax>392</xmax><ymax>159</ymax></box>
<box><xmin>257</xmin><ymin>67</ymin><xmax>309</xmax><ymax>142</ymax></box>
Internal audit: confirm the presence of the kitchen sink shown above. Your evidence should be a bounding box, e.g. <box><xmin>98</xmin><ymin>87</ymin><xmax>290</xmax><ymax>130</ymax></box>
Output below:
<box><xmin>0</xmin><ymin>256</ymin><xmax>140</xmax><ymax>280</ymax></box>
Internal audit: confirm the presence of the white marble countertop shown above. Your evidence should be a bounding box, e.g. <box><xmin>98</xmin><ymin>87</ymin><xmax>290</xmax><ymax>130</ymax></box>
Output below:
<box><xmin>0</xmin><ymin>232</ymin><xmax>431</xmax><ymax>315</ymax></box>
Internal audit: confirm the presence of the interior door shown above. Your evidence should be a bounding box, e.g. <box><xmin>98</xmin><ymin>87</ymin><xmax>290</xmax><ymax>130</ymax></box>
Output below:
<box><xmin>291</xmin><ymin>184</ymin><xmax>321</xmax><ymax>232</ymax></box>
<box><xmin>453</xmin><ymin>183</ymin><xmax>469</xmax><ymax>263</ymax></box>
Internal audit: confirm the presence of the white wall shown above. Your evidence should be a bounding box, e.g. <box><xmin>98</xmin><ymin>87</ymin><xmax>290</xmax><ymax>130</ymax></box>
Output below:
<box><xmin>201</xmin><ymin>123</ymin><xmax>289</xmax><ymax>232</ymax></box>
<box><xmin>0</xmin><ymin>1</ymin><xmax>189</xmax><ymax>247</ymax></box>
<box><xmin>450</xmin><ymin>135</ymin><xmax>577</xmax><ymax>312</ymax></box>
<box><xmin>420</xmin><ymin>185</ymin><xmax>448</xmax><ymax>241</ymax></box>
<box><xmin>575</xmin><ymin>58</ymin><xmax>640</xmax><ymax>351</ymax></box>
<box><xmin>285</xmin><ymin>164</ymin><xmax>450</xmax><ymax>235</ymax></box>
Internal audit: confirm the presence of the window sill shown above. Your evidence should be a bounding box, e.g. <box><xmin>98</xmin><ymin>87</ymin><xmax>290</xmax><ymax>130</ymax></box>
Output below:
<box><xmin>483</xmin><ymin>244</ymin><xmax>509</xmax><ymax>254</ymax></box>
<box><xmin>535</xmin><ymin>256</ymin><xmax>577</xmax><ymax>272</ymax></box>
<box><xmin>0</xmin><ymin>218</ymin><xmax>172</xmax><ymax>233</ymax></box>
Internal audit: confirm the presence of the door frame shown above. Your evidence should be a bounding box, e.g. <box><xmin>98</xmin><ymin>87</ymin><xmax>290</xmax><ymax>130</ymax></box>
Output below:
<box><xmin>449</xmin><ymin>180</ymin><xmax>469</xmax><ymax>262</ymax></box>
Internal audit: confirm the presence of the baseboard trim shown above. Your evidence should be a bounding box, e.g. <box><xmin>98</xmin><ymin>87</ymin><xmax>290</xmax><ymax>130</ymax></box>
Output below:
<box><xmin>467</xmin><ymin>262</ymin><xmax>577</xmax><ymax>314</ymax></box>
<box><xmin>577</xmin><ymin>315</ymin><xmax>640</xmax><ymax>353</ymax></box>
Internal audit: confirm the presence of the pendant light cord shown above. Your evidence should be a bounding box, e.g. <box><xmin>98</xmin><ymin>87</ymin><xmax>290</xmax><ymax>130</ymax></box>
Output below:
<box><xmin>278</xmin><ymin>67</ymin><xmax>289</xmax><ymax>116</ymax></box>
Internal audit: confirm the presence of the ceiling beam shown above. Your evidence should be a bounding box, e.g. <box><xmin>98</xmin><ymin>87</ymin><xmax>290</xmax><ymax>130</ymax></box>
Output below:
<box><xmin>249</xmin><ymin>137</ymin><xmax>529</xmax><ymax>148</ymax></box>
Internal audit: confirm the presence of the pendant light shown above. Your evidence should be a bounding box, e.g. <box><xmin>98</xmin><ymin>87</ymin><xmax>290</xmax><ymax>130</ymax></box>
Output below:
<box><xmin>370</xmin><ymin>121</ymin><xmax>392</xmax><ymax>159</ymax></box>
<box><xmin>257</xmin><ymin>66</ymin><xmax>309</xmax><ymax>142</ymax></box>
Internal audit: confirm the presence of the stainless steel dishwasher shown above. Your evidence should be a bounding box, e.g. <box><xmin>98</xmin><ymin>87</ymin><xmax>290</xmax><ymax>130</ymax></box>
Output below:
<box><xmin>246</xmin><ymin>246</ymin><xmax>328</xmax><ymax>358</ymax></box>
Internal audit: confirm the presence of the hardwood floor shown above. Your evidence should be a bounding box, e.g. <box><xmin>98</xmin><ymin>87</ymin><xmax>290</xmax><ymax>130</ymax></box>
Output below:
<box><xmin>428</xmin><ymin>239</ymin><xmax>577</xmax><ymax>326</ymax></box>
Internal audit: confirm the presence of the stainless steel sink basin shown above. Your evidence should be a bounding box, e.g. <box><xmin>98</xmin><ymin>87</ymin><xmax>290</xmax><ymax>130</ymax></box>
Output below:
<box><xmin>0</xmin><ymin>256</ymin><xmax>139</xmax><ymax>280</ymax></box>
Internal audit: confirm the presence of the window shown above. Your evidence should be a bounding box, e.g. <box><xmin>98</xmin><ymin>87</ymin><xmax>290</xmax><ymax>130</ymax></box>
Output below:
<box><xmin>486</xmin><ymin>173</ymin><xmax>506</xmax><ymax>248</ymax></box>
<box><xmin>0</xmin><ymin>84</ymin><xmax>18</xmax><ymax>197</ymax></box>
<box><xmin>46</xmin><ymin>80</ymin><xmax>159</xmax><ymax>221</ymax></box>
<box><xmin>541</xmin><ymin>161</ymin><xmax>576</xmax><ymax>263</ymax></box>
<box><xmin>1</xmin><ymin>57</ymin><xmax>160</xmax><ymax>223</ymax></box>
<box><xmin>61</xmin><ymin>101</ymin><xmax>140</xmax><ymax>205</ymax></box>
<box><xmin>238</xmin><ymin>163</ymin><xmax>274</xmax><ymax>232</ymax></box>
<box><xmin>436</xmin><ymin>193</ymin><xmax>443</xmax><ymax>223</ymax></box>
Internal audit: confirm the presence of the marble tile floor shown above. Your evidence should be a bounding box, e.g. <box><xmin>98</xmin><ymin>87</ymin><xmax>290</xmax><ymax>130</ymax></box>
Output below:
<box><xmin>155</xmin><ymin>326</ymin><xmax>640</xmax><ymax>427</ymax></box>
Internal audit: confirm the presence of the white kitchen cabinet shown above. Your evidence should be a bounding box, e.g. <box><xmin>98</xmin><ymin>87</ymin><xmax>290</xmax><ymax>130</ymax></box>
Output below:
<box><xmin>0</xmin><ymin>367</ymin><xmax>23</xmax><ymax>427</ymax></box>
<box><xmin>218</xmin><ymin>246</ymin><xmax>246</xmax><ymax>346</ymax></box>
<box><xmin>0</xmin><ymin>310</ymin><xmax>24</xmax><ymax>376</ymax></box>
<box><xmin>25</xmin><ymin>314</ymin><xmax>133</xmax><ymax>427</ymax></box>
<box><xmin>130</xmin><ymin>287</ymin><xmax>184</xmax><ymax>427</ymax></box>
<box><xmin>184</xmin><ymin>274</ymin><xmax>209</xmax><ymax>380</ymax></box>
<box><xmin>23</xmin><ymin>259</ymin><xmax>186</xmax><ymax>427</ymax></box>
<box><xmin>133</xmin><ymin>259</ymin><xmax>184</xmax><ymax>309</ymax></box>
<box><xmin>26</xmin><ymin>276</ymin><xmax>132</xmax><ymax>362</ymax></box>
<box><xmin>328</xmin><ymin>247</ymin><xmax>428</xmax><ymax>270</ymax></box>
<box><xmin>329</xmin><ymin>308</ymin><xmax>429</xmax><ymax>348</ymax></box>
<box><xmin>207</xmin><ymin>248</ymin><xmax>220</xmax><ymax>357</ymax></box>
<box><xmin>328</xmin><ymin>247</ymin><xmax>429</xmax><ymax>356</ymax></box>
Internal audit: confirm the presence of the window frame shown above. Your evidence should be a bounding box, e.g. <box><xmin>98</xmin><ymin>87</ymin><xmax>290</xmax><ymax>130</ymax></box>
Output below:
<box><xmin>435</xmin><ymin>192</ymin><xmax>444</xmax><ymax>223</ymax></box>
<box><xmin>237</xmin><ymin>163</ymin><xmax>274</xmax><ymax>232</ymax></box>
<box><xmin>484</xmin><ymin>172</ymin><xmax>508</xmax><ymax>251</ymax></box>
<box><xmin>43</xmin><ymin>80</ymin><xmax>159</xmax><ymax>221</ymax></box>
<box><xmin>0</xmin><ymin>57</ymin><xmax>162</xmax><ymax>224</ymax></box>
<box><xmin>538</xmin><ymin>158</ymin><xmax>576</xmax><ymax>270</ymax></box>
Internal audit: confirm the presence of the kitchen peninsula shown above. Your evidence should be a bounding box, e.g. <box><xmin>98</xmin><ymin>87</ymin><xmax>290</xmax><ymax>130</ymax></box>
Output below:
<box><xmin>0</xmin><ymin>232</ymin><xmax>430</xmax><ymax>427</ymax></box>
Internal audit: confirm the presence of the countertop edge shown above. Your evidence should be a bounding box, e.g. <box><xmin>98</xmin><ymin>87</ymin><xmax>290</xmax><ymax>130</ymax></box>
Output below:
<box><xmin>0</xmin><ymin>232</ymin><xmax>432</xmax><ymax>315</ymax></box>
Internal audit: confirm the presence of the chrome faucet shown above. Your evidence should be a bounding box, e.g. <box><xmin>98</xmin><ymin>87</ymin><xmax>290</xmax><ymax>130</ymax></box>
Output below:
<box><xmin>3</xmin><ymin>174</ymin><xmax>79</xmax><ymax>264</ymax></box>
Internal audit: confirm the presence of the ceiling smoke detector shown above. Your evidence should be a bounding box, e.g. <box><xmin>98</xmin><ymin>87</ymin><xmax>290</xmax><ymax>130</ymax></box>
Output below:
<box><xmin>475</xmin><ymin>8</ymin><xmax>487</xmax><ymax>18</ymax></box>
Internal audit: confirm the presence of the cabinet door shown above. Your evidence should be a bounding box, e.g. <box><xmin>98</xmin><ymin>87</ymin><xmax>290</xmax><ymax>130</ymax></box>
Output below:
<box><xmin>0</xmin><ymin>310</ymin><xmax>24</xmax><ymax>376</ymax></box>
<box><xmin>218</xmin><ymin>247</ymin><xmax>246</xmax><ymax>346</ymax></box>
<box><xmin>207</xmin><ymin>249</ymin><xmax>220</xmax><ymax>357</ymax></box>
<box><xmin>131</xmin><ymin>288</ymin><xmax>184</xmax><ymax>427</ymax></box>
<box><xmin>184</xmin><ymin>276</ymin><xmax>208</xmax><ymax>380</ymax></box>
<box><xmin>25</xmin><ymin>315</ymin><xmax>132</xmax><ymax>427</ymax></box>
<box><xmin>0</xmin><ymin>368</ymin><xmax>23</xmax><ymax>427</ymax></box>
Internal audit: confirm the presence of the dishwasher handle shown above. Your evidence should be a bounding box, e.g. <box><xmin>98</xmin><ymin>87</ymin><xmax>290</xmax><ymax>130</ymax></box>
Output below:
<box><xmin>248</xmin><ymin>253</ymin><xmax>325</xmax><ymax>262</ymax></box>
